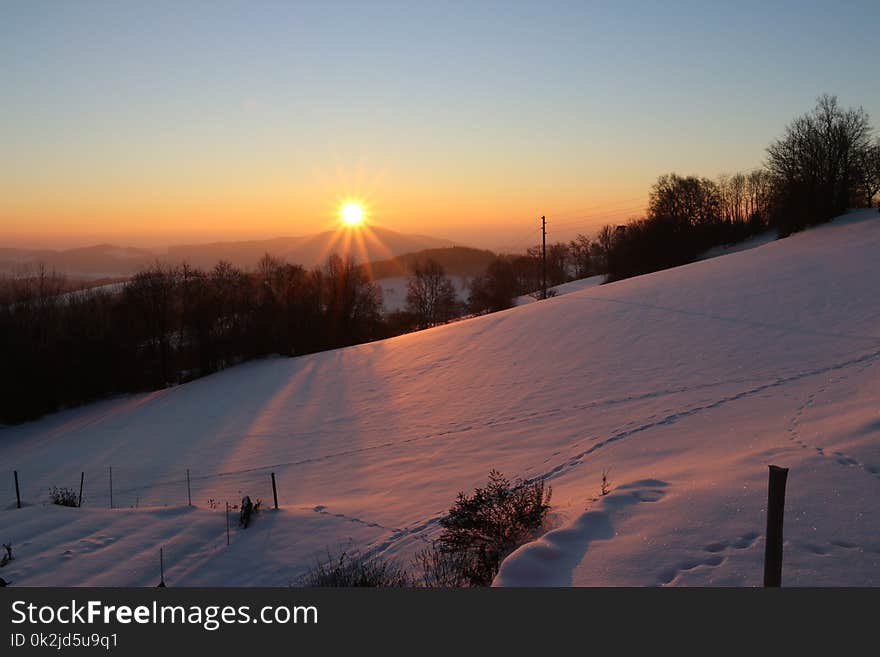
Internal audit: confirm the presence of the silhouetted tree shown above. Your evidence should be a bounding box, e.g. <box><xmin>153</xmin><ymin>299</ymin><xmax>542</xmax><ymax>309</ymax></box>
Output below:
<box><xmin>320</xmin><ymin>254</ymin><xmax>383</xmax><ymax>347</ymax></box>
<box><xmin>405</xmin><ymin>259</ymin><xmax>459</xmax><ymax>329</ymax></box>
<box><xmin>122</xmin><ymin>263</ymin><xmax>177</xmax><ymax>386</ymax></box>
<box><xmin>568</xmin><ymin>235</ymin><xmax>594</xmax><ymax>279</ymax></box>
<box><xmin>546</xmin><ymin>243</ymin><xmax>572</xmax><ymax>286</ymax></box>
<box><xmin>649</xmin><ymin>173</ymin><xmax>722</xmax><ymax>246</ymax></box>
<box><xmin>766</xmin><ymin>94</ymin><xmax>872</xmax><ymax>235</ymax></box>
<box><xmin>468</xmin><ymin>258</ymin><xmax>519</xmax><ymax>313</ymax></box>
<box><xmin>856</xmin><ymin>138</ymin><xmax>880</xmax><ymax>207</ymax></box>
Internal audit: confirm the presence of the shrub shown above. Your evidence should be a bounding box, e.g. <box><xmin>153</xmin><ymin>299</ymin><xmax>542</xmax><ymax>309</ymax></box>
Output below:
<box><xmin>435</xmin><ymin>470</ymin><xmax>551</xmax><ymax>586</ymax></box>
<box><xmin>413</xmin><ymin>545</ymin><xmax>470</xmax><ymax>588</ymax></box>
<box><xmin>303</xmin><ymin>550</ymin><xmax>410</xmax><ymax>587</ymax></box>
<box><xmin>49</xmin><ymin>487</ymin><xmax>79</xmax><ymax>507</ymax></box>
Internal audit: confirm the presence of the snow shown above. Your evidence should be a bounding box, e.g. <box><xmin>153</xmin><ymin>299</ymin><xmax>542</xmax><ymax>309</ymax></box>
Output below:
<box><xmin>698</xmin><ymin>229</ymin><xmax>779</xmax><ymax>261</ymax></box>
<box><xmin>515</xmin><ymin>275</ymin><xmax>604</xmax><ymax>305</ymax></box>
<box><xmin>1</xmin><ymin>209</ymin><xmax>879</xmax><ymax>587</ymax></box>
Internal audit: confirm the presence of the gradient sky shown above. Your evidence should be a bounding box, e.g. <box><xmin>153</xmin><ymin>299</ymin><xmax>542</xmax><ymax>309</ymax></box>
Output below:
<box><xmin>2</xmin><ymin>0</ymin><xmax>879</xmax><ymax>251</ymax></box>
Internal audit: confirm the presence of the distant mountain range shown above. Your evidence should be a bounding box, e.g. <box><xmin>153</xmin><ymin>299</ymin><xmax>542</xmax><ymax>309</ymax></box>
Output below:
<box><xmin>0</xmin><ymin>227</ymin><xmax>457</xmax><ymax>278</ymax></box>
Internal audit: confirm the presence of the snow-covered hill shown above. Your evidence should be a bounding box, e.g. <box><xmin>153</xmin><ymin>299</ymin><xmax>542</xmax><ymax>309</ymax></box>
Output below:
<box><xmin>2</xmin><ymin>210</ymin><xmax>879</xmax><ymax>586</ymax></box>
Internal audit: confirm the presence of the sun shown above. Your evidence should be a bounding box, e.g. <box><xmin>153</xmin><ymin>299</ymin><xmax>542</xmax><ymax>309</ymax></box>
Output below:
<box><xmin>340</xmin><ymin>201</ymin><xmax>365</xmax><ymax>227</ymax></box>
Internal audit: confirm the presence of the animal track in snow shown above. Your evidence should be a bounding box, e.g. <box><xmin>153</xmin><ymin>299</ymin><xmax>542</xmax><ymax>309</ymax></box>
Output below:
<box><xmin>657</xmin><ymin>531</ymin><xmax>760</xmax><ymax>586</ymax></box>
<box><xmin>309</xmin><ymin>505</ymin><xmax>401</xmax><ymax>533</ymax></box>
<box><xmin>784</xmin><ymin>360</ymin><xmax>880</xmax><ymax>482</ymax></box>
<box><xmin>801</xmin><ymin>539</ymin><xmax>862</xmax><ymax>556</ymax></box>
<box><xmin>530</xmin><ymin>347</ymin><xmax>880</xmax><ymax>488</ymax></box>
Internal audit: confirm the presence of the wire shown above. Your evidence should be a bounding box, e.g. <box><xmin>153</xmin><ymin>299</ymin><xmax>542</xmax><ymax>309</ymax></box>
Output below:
<box><xmin>547</xmin><ymin>205</ymin><xmax>648</xmax><ymax>230</ymax></box>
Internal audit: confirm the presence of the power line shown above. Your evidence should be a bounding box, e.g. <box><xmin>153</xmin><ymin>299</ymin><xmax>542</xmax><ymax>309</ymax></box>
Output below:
<box><xmin>496</xmin><ymin>224</ymin><xmax>544</xmax><ymax>253</ymax></box>
<box><xmin>547</xmin><ymin>205</ymin><xmax>648</xmax><ymax>230</ymax></box>
<box><xmin>548</xmin><ymin>195</ymin><xmax>652</xmax><ymax>220</ymax></box>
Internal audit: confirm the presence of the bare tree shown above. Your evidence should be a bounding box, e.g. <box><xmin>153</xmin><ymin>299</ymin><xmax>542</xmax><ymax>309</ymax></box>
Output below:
<box><xmin>568</xmin><ymin>235</ymin><xmax>593</xmax><ymax>279</ymax></box>
<box><xmin>468</xmin><ymin>258</ymin><xmax>519</xmax><ymax>314</ymax></box>
<box><xmin>406</xmin><ymin>258</ymin><xmax>458</xmax><ymax>329</ymax></box>
<box><xmin>766</xmin><ymin>94</ymin><xmax>872</xmax><ymax>232</ymax></box>
<box><xmin>321</xmin><ymin>254</ymin><xmax>383</xmax><ymax>345</ymax></box>
<box><xmin>746</xmin><ymin>169</ymin><xmax>773</xmax><ymax>222</ymax></box>
<box><xmin>595</xmin><ymin>224</ymin><xmax>616</xmax><ymax>270</ymax></box>
<box><xmin>856</xmin><ymin>138</ymin><xmax>880</xmax><ymax>207</ymax></box>
<box><xmin>649</xmin><ymin>173</ymin><xmax>722</xmax><ymax>229</ymax></box>
<box><xmin>123</xmin><ymin>262</ymin><xmax>177</xmax><ymax>385</ymax></box>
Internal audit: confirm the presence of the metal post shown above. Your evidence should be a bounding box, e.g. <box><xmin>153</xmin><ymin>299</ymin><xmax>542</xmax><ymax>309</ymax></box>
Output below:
<box><xmin>764</xmin><ymin>465</ymin><xmax>789</xmax><ymax>587</ymax></box>
<box><xmin>271</xmin><ymin>472</ymin><xmax>278</xmax><ymax>510</ymax></box>
<box><xmin>78</xmin><ymin>472</ymin><xmax>84</xmax><ymax>508</ymax></box>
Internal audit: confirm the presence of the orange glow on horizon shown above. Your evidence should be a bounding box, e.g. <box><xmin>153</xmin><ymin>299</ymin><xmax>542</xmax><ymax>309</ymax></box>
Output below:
<box><xmin>0</xmin><ymin>167</ymin><xmax>649</xmax><ymax>251</ymax></box>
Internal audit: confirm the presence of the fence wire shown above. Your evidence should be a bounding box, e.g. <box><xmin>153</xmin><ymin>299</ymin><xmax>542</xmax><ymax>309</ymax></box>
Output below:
<box><xmin>4</xmin><ymin>465</ymin><xmax>278</xmax><ymax>512</ymax></box>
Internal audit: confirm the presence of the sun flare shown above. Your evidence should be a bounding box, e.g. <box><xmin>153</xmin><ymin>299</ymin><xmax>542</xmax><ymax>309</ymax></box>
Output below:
<box><xmin>340</xmin><ymin>201</ymin><xmax>365</xmax><ymax>227</ymax></box>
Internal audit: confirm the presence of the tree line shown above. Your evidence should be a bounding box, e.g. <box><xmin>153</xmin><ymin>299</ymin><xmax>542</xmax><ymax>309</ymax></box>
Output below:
<box><xmin>600</xmin><ymin>94</ymin><xmax>879</xmax><ymax>280</ymax></box>
<box><xmin>467</xmin><ymin>94</ymin><xmax>880</xmax><ymax>291</ymax></box>
<box><xmin>0</xmin><ymin>254</ymin><xmax>385</xmax><ymax>424</ymax></box>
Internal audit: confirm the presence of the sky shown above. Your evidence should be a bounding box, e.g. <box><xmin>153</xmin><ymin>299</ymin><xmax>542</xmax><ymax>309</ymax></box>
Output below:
<box><xmin>2</xmin><ymin>0</ymin><xmax>879</xmax><ymax>251</ymax></box>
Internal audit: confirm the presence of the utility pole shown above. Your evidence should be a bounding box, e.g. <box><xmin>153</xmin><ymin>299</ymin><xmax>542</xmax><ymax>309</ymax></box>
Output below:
<box><xmin>541</xmin><ymin>215</ymin><xmax>547</xmax><ymax>299</ymax></box>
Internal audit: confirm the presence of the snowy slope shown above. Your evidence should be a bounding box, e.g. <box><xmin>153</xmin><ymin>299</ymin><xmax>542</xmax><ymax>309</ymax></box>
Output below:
<box><xmin>1</xmin><ymin>210</ymin><xmax>879</xmax><ymax>587</ymax></box>
<box><xmin>515</xmin><ymin>275</ymin><xmax>604</xmax><ymax>305</ymax></box>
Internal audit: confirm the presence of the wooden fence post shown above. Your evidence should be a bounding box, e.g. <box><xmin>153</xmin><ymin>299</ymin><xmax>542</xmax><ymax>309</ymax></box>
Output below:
<box><xmin>78</xmin><ymin>472</ymin><xmax>84</xmax><ymax>508</ymax></box>
<box><xmin>158</xmin><ymin>547</ymin><xmax>166</xmax><ymax>587</ymax></box>
<box><xmin>271</xmin><ymin>472</ymin><xmax>278</xmax><ymax>510</ymax></box>
<box><xmin>14</xmin><ymin>471</ymin><xmax>21</xmax><ymax>509</ymax></box>
<box><xmin>764</xmin><ymin>465</ymin><xmax>789</xmax><ymax>587</ymax></box>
